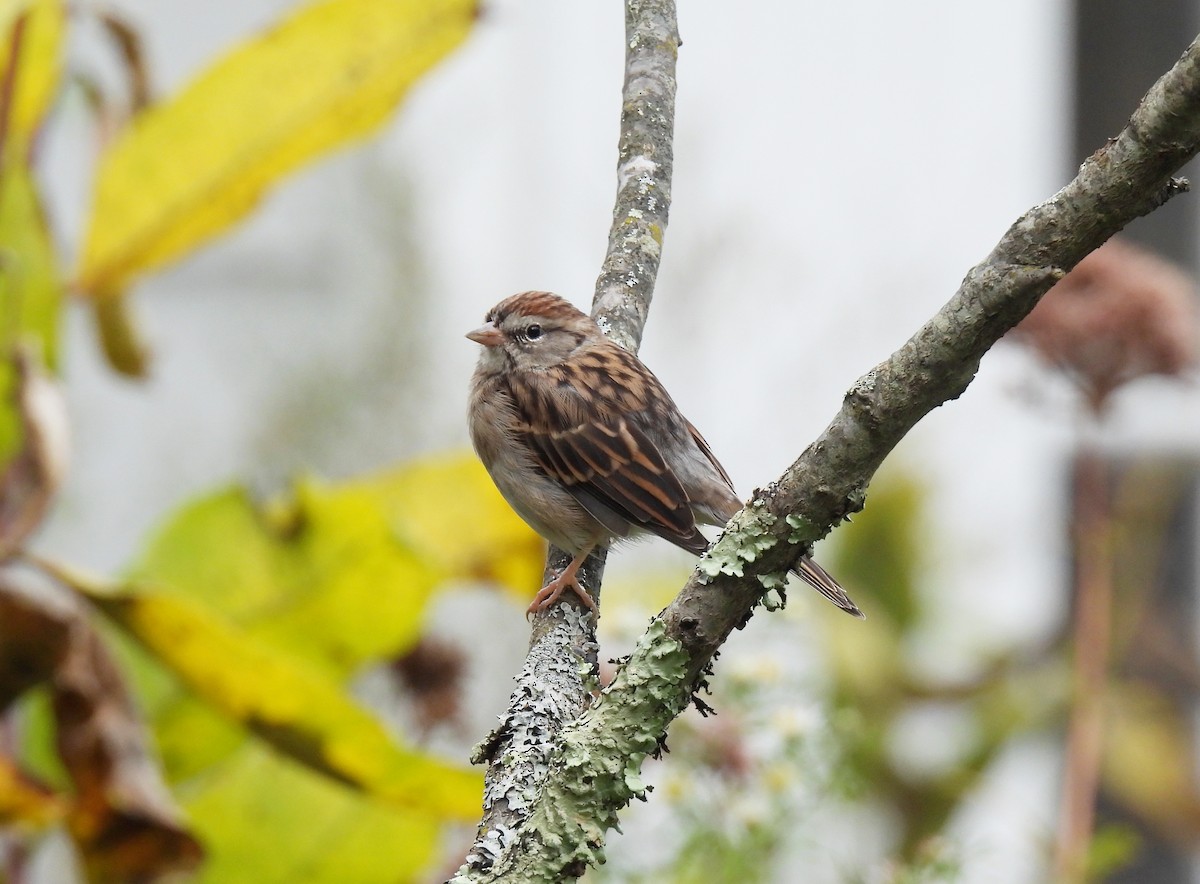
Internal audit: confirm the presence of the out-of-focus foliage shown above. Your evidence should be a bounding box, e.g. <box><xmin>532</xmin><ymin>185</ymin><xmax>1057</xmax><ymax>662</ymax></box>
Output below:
<box><xmin>0</xmin><ymin>346</ymin><xmax>67</xmax><ymax>561</ymax></box>
<box><xmin>0</xmin><ymin>167</ymin><xmax>61</xmax><ymax>373</ymax></box>
<box><xmin>13</xmin><ymin>456</ymin><xmax>540</xmax><ymax>882</ymax></box>
<box><xmin>72</xmin><ymin>576</ymin><xmax>483</xmax><ymax>818</ymax></box>
<box><xmin>128</xmin><ymin>480</ymin><xmax>445</xmax><ymax>675</ymax></box>
<box><xmin>76</xmin><ymin>0</ymin><xmax>476</xmax><ymax>303</ymax></box>
<box><xmin>1105</xmin><ymin>683</ymin><xmax>1200</xmax><ymax>840</ymax></box>
<box><xmin>344</xmin><ymin>457</ymin><xmax>548</xmax><ymax>600</ymax></box>
<box><xmin>0</xmin><ymin>0</ymin><xmax>65</xmax><ymax>155</ymax></box>
<box><xmin>1091</xmin><ymin>458</ymin><xmax>1200</xmax><ymax>874</ymax></box>
<box><xmin>0</xmin><ymin>752</ymin><xmax>60</xmax><ymax>828</ymax></box>
<box><xmin>0</xmin><ymin>583</ymin><xmax>204</xmax><ymax>881</ymax></box>
<box><xmin>0</xmin><ymin>0</ymin><xmax>64</xmax><ymax>463</ymax></box>
<box><xmin>816</xmin><ymin>455</ymin><xmax>1200</xmax><ymax>879</ymax></box>
<box><xmin>820</xmin><ymin>468</ymin><xmax>1063</xmax><ymax>857</ymax></box>
<box><xmin>77</xmin><ymin>0</ymin><xmax>476</xmax><ymax>376</ymax></box>
<box><xmin>0</xmin><ymin>1</ymin><xmax>494</xmax><ymax>880</ymax></box>
<box><xmin>182</xmin><ymin>743</ymin><xmax>445</xmax><ymax>884</ymax></box>
<box><xmin>128</xmin><ymin>458</ymin><xmax>544</xmax><ymax>641</ymax></box>
<box><xmin>1011</xmin><ymin>246</ymin><xmax>1200</xmax><ymax>881</ymax></box>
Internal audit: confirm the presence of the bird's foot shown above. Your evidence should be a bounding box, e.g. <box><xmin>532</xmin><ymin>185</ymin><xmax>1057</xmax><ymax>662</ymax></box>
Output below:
<box><xmin>526</xmin><ymin>555</ymin><xmax>597</xmax><ymax>618</ymax></box>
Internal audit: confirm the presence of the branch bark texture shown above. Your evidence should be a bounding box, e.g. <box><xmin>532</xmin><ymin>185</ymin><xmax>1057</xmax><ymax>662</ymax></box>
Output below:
<box><xmin>456</xmin><ymin>31</ymin><xmax>1200</xmax><ymax>882</ymax></box>
<box><xmin>453</xmin><ymin>2</ymin><xmax>679</xmax><ymax>879</ymax></box>
<box><xmin>589</xmin><ymin>0</ymin><xmax>677</xmax><ymax>351</ymax></box>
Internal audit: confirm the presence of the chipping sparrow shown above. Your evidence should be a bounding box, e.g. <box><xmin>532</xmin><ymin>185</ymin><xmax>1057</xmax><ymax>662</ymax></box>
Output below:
<box><xmin>467</xmin><ymin>291</ymin><xmax>863</xmax><ymax>619</ymax></box>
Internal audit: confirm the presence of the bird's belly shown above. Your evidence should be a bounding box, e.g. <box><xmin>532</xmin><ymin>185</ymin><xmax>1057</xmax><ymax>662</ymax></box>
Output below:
<box><xmin>474</xmin><ymin>427</ymin><xmax>604</xmax><ymax>553</ymax></box>
<box><xmin>497</xmin><ymin>464</ymin><xmax>603</xmax><ymax>553</ymax></box>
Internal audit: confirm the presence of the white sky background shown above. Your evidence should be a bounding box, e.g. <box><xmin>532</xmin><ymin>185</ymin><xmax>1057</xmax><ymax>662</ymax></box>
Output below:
<box><xmin>35</xmin><ymin>0</ymin><xmax>1200</xmax><ymax>881</ymax></box>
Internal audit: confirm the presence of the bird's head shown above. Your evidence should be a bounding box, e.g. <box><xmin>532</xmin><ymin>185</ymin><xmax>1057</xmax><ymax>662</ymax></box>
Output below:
<box><xmin>467</xmin><ymin>291</ymin><xmax>595</xmax><ymax>372</ymax></box>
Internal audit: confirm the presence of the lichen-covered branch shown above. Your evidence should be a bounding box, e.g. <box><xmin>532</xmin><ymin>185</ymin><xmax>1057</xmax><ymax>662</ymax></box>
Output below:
<box><xmin>452</xmin><ymin>2</ymin><xmax>679</xmax><ymax>879</ymax></box>
<box><xmin>456</xmin><ymin>32</ymin><xmax>1200</xmax><ymax>882</ymax></box>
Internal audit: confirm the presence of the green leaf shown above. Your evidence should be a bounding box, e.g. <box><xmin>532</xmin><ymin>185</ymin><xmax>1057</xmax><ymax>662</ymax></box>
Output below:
<box><xmin>129</xmin><ymin>457</ymin><xmax>547</xmax><ymax>666</ymax></box>
<box><xmin>346</xmin><ymin>454</ymin><xmax>547</xmax><ymax>598</ymax></box>
<box><xmin>0</xmin><ymin>160</ymin><xmax>62</xmax><ymax>466</ymax></box>
<box><xmin>129</xmin><ymin>478</ymin><xmax>443</xmax><ymax>676</ymax></box>
<box><xmin>0</xmin><ymin>0</ymin><xmax>66</xmax><ymax>158</ymax></box>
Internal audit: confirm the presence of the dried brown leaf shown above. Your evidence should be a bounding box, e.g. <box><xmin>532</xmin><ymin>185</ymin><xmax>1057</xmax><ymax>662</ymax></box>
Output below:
<box><xmin>0</xmin><ymin>578</ymin><xmax>203</xmax><ymax>879</ymax></box>
<box><xmin>0</xmin><ymin>342</ymin><xmax>69</xmax><ymax>557</ymax></box>
<box><xmin>1012</xmin><ymin>238</ymin><xmax>1198</xmax><ymax>411</ymax></box>
<box><xmin>390</xmin><ymin>637</ymin><xmax>466</xmax><ymax>736</ymax></box>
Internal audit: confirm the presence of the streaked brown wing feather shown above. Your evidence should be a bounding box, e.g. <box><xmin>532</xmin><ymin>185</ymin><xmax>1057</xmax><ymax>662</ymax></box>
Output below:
<box><xmin>520</xmin><ymin>416</ymin><xmax>707</xmax><ymax>552</ymax></box>
<box><xmin>503</xmin><ymin>340</ymin><xmax>710</xmax><ymax>553</ymax></box>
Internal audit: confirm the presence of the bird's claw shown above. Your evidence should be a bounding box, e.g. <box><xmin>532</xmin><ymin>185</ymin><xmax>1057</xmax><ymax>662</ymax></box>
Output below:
<box><xmin>525</xmin><ymin>568</ymin><xmax>598</xmax><ymax>619</ymax></box>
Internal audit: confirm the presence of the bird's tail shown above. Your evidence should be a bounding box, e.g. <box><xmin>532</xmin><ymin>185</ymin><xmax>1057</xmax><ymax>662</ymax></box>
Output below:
<box><xmin>795</xmin><ymin>555</ymin><xmax>864</xmax><ymax>618</ymax></box>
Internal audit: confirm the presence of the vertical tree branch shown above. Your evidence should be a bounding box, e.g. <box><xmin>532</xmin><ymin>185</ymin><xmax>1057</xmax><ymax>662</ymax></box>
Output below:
<box><xmin>590</xmin><ymin>0</ymin><xmax>678</xmax><ymax>350</ymax></box>
<box><xmin>453</xmin><ymin>2</ymin><xmax>679</xmax><ymax>879</ymax></box>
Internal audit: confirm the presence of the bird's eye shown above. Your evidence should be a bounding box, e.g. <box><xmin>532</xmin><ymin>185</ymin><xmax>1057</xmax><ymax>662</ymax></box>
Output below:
<box><xmin>525</xmin><ymin>323</ymin><xmax>543</xmax><ymax>340</ymax></box>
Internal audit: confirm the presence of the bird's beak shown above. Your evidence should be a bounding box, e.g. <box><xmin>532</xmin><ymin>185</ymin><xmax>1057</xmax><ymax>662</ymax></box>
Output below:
<box><xmin>466</xmin><ymin>322</ymin><xmax>504</xmax><ymax>347</ymax></box>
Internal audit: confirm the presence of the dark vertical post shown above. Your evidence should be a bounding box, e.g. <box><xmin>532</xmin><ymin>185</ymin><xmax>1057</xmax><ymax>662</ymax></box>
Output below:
<box><xmin>1073</xmin><ymin>5</ymin><xmax>1199</xmax><ymax>881</ymax></box>
<box><xmin>1074</xmin><ymin>0</ymin><xmax>1200</xmax><ymax>267</ymax></box>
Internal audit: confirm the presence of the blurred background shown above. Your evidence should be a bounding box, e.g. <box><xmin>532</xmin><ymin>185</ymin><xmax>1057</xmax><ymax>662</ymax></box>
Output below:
<box><xmin>3</xmin><ymin>0</ymin><xmax>1200</xmax><ymax>882</ymax></box>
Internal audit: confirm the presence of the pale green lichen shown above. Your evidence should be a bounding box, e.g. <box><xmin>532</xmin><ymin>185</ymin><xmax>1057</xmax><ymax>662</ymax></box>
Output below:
<box><xmin>760</xmin><ymin>588</ymin><xmax>786</xmax><ymax>611</ymax></box>
<box><xmin>785</xmin><ymin>512</ymin><xmax>819</xmax><ymax>544</ymax></box>
<box><xmin>510</xmin><ymin>619</ymin><xmax>689</xmax><ymax>875</ymax></box>
<box><xmin>577</xmin><ymin>659</ymin><xmax>602</xmax><ymax>692</ymax></box>
<box><xmin>699</xmin><ymin>507</ymin><xmax>779</xmax><ymax>580</ymax></box>
<box><xmin>756</xmin><ymin>571</ymin><xmax>788</xmax><ymax>591</ymax></box>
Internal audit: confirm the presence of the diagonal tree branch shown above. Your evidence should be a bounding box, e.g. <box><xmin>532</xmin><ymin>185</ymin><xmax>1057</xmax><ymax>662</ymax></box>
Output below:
<box><xmin>456</xmin><ymin>31</ymin><xmax>1200</xmax><ymax>883</ymax></box>
<box><xmin>453</xmin><ymin>1</ymin><xmax>679</xmax><ymax>877</ymax></box>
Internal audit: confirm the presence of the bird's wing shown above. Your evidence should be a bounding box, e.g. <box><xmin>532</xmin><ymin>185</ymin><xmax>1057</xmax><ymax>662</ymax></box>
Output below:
<box><xmin>683</xmin><ymin>418</ymin><xmax>736</xmax><ymax>493</ymax></box>
<box><xmin>518</xmin><ymin>415</ymin><xmax>709</xmax><ymax>554</ymax></box>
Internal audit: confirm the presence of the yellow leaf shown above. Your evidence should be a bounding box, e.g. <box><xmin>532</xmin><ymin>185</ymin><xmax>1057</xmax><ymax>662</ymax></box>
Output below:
<box><xmin>76</xmin><ymin>0</ymin><xmax>476</xmax><ymax>298</ymax></box>
<box><xmin>116</xmin><ymin>457</ymin><xmax>541</xmax><ymax>790</ymax></box>
<box><xmin>129</xmin><ymin>480</ymin><xmax>444</xmax><ymax>675</ymax></box>
<box><xmin>0</xmin><ymin>754</ymin><xmax>62</xmax><ymax>829</ymax></box>
<box><xmin>0</xmin><ymin>0</ymin><xmax>65</xmax><ymax>156</ymax></box>
<box><xmin>186</xmin><ymin>744</ymin><xmax>440</xmax><ymax>884</ymax></box>
<box><xmin>60</xmin><ymin>571</ymin><xmax>482</xmax><ymax>821</ymax></box>
<box><xmin>353</xmin><ymin>453</ymin><xmax>546</xmax><ymax>600</ymax></box>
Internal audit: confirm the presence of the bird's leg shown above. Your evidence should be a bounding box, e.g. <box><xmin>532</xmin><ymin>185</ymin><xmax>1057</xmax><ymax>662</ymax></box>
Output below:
<box><xmin>526</xmin><ymin>544</ymin><xmax>598</xmax><ymax>616</ymax></box>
